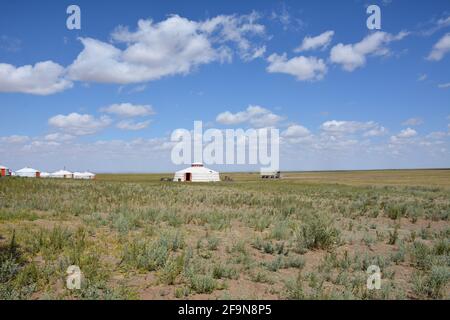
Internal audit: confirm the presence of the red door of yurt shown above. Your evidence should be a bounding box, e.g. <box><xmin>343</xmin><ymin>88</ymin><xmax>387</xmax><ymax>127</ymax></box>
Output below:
<box><xmin>185</xmin><ymin>172</ymin><xmax>192</xmax><ymax>182</ymax></box>
<box><xmin>0</xmin><ymin>169</ymin><xmax>5</xmax><ymax>177</ymax></box>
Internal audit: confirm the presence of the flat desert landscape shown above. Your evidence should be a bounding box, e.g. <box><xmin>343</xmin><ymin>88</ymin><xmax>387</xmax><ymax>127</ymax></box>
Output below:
<box><xmin>0</xmin><ymin>169</ymin><xmax>449</xmax><ymax>299</ymax></box>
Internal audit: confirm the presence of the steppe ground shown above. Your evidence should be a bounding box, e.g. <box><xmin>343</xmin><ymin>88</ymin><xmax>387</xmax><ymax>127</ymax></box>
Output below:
<box><xmin>0</xmin><ymin>169</ymin><xmax>449</xmax><ymax>299</ymax></box>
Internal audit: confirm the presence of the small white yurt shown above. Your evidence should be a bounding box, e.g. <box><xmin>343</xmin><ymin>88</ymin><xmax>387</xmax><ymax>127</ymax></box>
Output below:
<box><xmin>51</xmin><ymin>170</ymin><xmax>73</xmax><ymax>179</ymax></box>
<box><xmin>173</xmin><ymin>163</ymin><xmax>220</xmax><ymax>182</ymax></box>
<box><xmin>40</xmin><ymin>172</ymin><xmax>50</xmax><ymax>178</ymax></box>
<box><xmin>0</xmin><ymin>165</ymin><xmax>11</xmax><ymax>177</ymax></box>
<box><xmin>15</xmin><ymin>167</ymin><xmax>41</xmax><ymax>178</ymax></box>
<box><xmin>73</xmin><ymin>172</ymin><xmax>96</xmax><ymax>180</ymax></box>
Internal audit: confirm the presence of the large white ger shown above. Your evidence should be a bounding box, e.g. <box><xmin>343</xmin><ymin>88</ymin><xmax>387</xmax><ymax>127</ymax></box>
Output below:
<box><xmin>173</xmin><ymin>163</ymin><xmax>220</xmax><ymax>182</ymax></box>
<box><xmin>51</xmin><ymin>170</ymin><xmax>74</xmax><ymax>179</ymax></box>
<box><xmin>73</xmin><ymin>172</ymin><xmax>96</xmax><ymax>180</ymax></box>
<box><xmin>15</xmin><ymin>167</ymin><xmax>41</xmax><ymax>178</ymax></box>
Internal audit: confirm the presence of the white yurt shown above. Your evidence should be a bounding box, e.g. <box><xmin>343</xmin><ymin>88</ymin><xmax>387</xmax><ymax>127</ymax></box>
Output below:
<box><xmin>73</xmin><ymin>172</ymin><xmax>96</xmax><ymax>180</ymax></box>
<box><xmin>51</xmin><ymin>170</ymin><xmax>73</xmax><ymax>179</ymax></box>
<box><xmin>173</xmin><ymin>163</ymin><xmax>220</xmax><ymax>182</ymax></box>
<box><xmin>0</xmin><ymin>165</ymin><xmax>11</xmax><ymax>177</ymax></box>
<box><xmin>40</xmin><ymin>172</ymin><xmax>50</xmax><ymax>178</ymax></box>
<box><xmin>15</xmin><ymin>167</ymin><xmax>41</xmax><ymax>178</ymax></box>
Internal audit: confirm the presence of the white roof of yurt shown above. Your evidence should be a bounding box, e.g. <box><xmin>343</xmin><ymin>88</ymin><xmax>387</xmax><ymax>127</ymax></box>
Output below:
<box><xmin>74</xmin><ymin>171</ymin><xmax>95</xmax><ymax>177</ymax></box>
<box><xmin>16</xmin><ymin>167</ymin><xmax>39</xmax><ymax>173</ymax></box>
<box><xmin>0</xmin><ymin>164</ymin><xmax>8</xmax><ymax>169</ymax></box>
<box><xmin>51</xmin><ymin>170</ymin><xmax>73</xmax><ymax>176</ymax></box>
<box><xmin>176</xmin><ymin>166</ymin><xmax>218</xmax><ymax>175</ymax></box>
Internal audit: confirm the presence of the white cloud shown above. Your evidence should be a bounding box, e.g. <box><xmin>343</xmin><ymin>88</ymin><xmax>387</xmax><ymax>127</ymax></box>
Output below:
<box><xmin>402</xmin><ymin>118</ymin><xmax>423</xmax><ymax>126</ymax></box>
<box><xmin>427</xmin><ymin>131</ymin><xmax>447</xmax><ymax>140</ymax></box>
<box><xmin>417</xmin><ymin>74</ymin><xmax>427</xmax><ymax>81</ymax></box>
<box><xmin>330</xmin><ymin>31</ymin><xmax>408</xmax><ymax>71</ymax></box>
<box><xmin>389</xmin><ymin>128</ymin><xmax>419</xmax><ymax>145</ymax></box>
<box><xmin>0</xmin><ymin>35</ymin><xmax>21</xmax><ymax>52</ymax></box>
<box><xmin>436</xmin><ymin>15</ymin><xmax>450</xmax><ymax>28</ymax></box>
<box><xmin>421</xmin><ymin>15</ymin><xmax>450</xmax><ymax>36</ymax></box>
<box><xmin>216</xmin><ymin>105</ymin><xmax>283</xmax><ymax>127</ymax></box>
<box><xmin>0</xmin><ymin>61</ymin><xmax>72</xmax><ymax>95</ymax></box>
<box><xmin>397</xmin><ymin>128</ymin><xmax>418</xmax><ymax>138</ymax></box>
<box><xmin>68</xmin><ymin>14</ymin><xmax>266</xmax><ymax>84</ymax></box>
<box><xmin>48</xmin><ymin>113</ymin><xmax>112</xmax><ymax>136</ymax></box>
<box><xmin>199</xmin><ymin>12</ymin><xmax>267</xmax><ymax>61</ymax></box>
<box><xmin>438</xmin><ymin>82</ymin><xmax>450</xmax><ymax>89</ymax></box>
<box><xmin>320</xmin><ymin>120</ymin><xmax>382</xmax><ymax>135</ymax></box>
<box><xmin>427</xmin><ymin>33</ymin><xmax>450</xmax><ymax>61</ymax></box>
<box><xmin>101</xmin><ymin>103</ymin><xmax>154</xmax><ymax>117</ymax></box>
<box><xmin>364</xmin><ymin>126</ymin><xmax>388</xmax><ymax>137</ymax></box>
<box><xmin>0</xmin><ymin>135</ymin><xmax>30</xmax><ymax>144</ymax></box>
<box><xmin>116</xmin><ymin>119</ymin><xmax>151</xmax><ymax>131</ymax></box>
<box><xmin>282</xmin><ymin>124</ymin><xmax>311</xmax><ymax>138</ymax></box>
<box><xmin>294</xmin><ymin>30</ymin><xmax>334</xmax><ymax>52</ymax></box>
<box><xmin>269</xmin><ymin>3</ymin><xmax>304</xmax><ymax>31</ymax></box>
<box><xmin>266</xmin><ymin>53</ymin><xmax>327</xmax><ymax>81</ymax></box>
<box><xmin>44</xmin><ymin>133</ymin><xmax>74</xmax><ymax>142</ymax></box>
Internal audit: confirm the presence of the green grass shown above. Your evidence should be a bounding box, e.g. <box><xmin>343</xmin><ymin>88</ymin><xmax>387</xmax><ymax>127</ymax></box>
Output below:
<box><xmin>0</xmin><ymin>170</ymin><xmax>449</xmax><ymax>299</ymax></box>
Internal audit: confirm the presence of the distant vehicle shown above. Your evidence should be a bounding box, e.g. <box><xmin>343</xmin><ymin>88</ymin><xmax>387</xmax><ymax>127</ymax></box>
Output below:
<box><xmin>261</xmin><ymin>171</ymin><xmax>281</xmax><ymax>179</ymax></box>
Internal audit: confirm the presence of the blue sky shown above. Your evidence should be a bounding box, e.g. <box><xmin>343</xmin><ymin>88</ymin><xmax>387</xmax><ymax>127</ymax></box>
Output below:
<box><xmin>0</xmin><ymin>0</ymin><xmax>449</xmax><ymax>172</ymax></box>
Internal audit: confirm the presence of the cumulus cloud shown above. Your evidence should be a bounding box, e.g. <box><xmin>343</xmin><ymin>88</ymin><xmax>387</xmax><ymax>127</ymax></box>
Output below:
<box><xmin>320</xmin><ymin>120</ymin><xmax>384</xmax><ymax>136</ymax></box>
<box><xmin>266</xmin><ymin>53</ymin><xmax>327</xmax><ymax>81</ymax></box>
<box><xmin>0</xmin><ymin>61</ymin><xmax>72</xmax><ymax>95</ymax></box>
<box><xmin>116</xmin><ymin>119</ymin><xmax>151</xmax><ymax>131</ymax></box>
<box><xmin>397</xmin><ymin>128</ymin><xmax>418</xmax><ymax>138</ymax></box>
<box><xmin>417</xmin><ymin>74</ymin><xmax>427</xmax><ymax>81</ymax></box>
<box><xmin>0</xmin><ymin>35</ymin><xmax>22</xmax><ymax>52</ymax></box>
<box><xmin>389</xmin><ymin>128</ymin><xmax>419</xmax><ymax>145</ymax></box>
<box><xmin>282</xmin><ymin>124</ymin><xmax>311</xmax><ymax>138</ymax></box>
<box><xmin>199</xmin><ymin>12</ymin><xmax>267</xmax><ymax>61</ymax></box>
<box><xmin>0</xmin><ymin>135</ymin><xmax>30</xmax><ymax>144</ymax></box>
<box><xmin>216</xmin><ymin>105</ymin><xmax>283</xmax><ymax>127</ymax></box>
<box><xmin>427</xmin><ymin>33</ymin><xmax>450</xmax><ymax>61</ymax></box>
<box><xmin>363</xmin><ymin>126</ymin><xmax>388</xmax><ymax>137</ymax></box>
<box><xmin>68</xmin><ymin>14</ymin><xmax>266</xmax><ymax>84</ymax></box>
<box><xmin>421</xmin><ymin>15</ymin><xmax>450</xmax><ymax>36</ymax></box>
<box><xmin>269</xmin><ymin>3</ymin><xmax>304</xmax><ymax>31</ymax></box>
<box><xmin>438</xmin><ymin>82</ymin><xmax>450</xmax><ymax>89</ymax></box>
<box><xmin>294</xmin><ymin>30</ymin><xmax>334</xmax><ymax>52</ymax></box>
<box><xmin>402</xmin><ymin>118</ymin><xmax>423</xmax><ymax>126</ymax></box>
<box><xmin>100</xmin><ymin>103</ymin><xmax>154</xmax><ymax>117</ymax></box>
<box><xmin>330</xmin><ymin>31</ymin><xmax>408</xmax><ymax>71</ymax></box>
<box><xmin>48</xmin><ymin>113</ymin><xmax>112</xmax><ymax>136</ymax></box>
<box><xmin>44</xmin><ymin>133</ymin><xmax>74</xmax><ymax>142</ymax></box>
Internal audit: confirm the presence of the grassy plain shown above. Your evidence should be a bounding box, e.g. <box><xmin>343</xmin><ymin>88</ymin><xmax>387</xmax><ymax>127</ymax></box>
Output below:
<box><xmin>0</xmin><ymin>170</ymin><xmax>449</xmax><ymax>299</ymax></box>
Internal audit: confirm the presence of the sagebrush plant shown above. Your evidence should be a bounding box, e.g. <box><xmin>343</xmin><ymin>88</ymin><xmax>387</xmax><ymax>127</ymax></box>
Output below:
<box><xmin>294</xmin><ymin>213</ymin><xmax>340</xmax><ymax>251</ymax></box>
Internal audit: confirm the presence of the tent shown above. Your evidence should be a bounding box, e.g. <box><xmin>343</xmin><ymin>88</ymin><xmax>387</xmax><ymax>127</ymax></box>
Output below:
<box><xmin>50</xmin><ymin>170</ymin><xmax>74</xmax><ymax>179</ymax></box>
<box><xmin>0</xmin><ymin>165</ymin><xmax>11</xmax><ymax>177</ymax></box>
<box><xmin>73</xmin><ymin>172</ymin><xmax>96</xmax><ymax>180</ymax></box>
<box><xmin>40</xmin><ymin>172</ymin><xmax>50</xmax><ymax>178</ymax></box>
<box><xmin>173</xmin><ymin>163</ymin><xmax>220</xmax><ymax>182</ymax></box>
<box><xmin>15</xmin><ymin>167</ymin><xmax>40</xmax><ymax>178</ymax></box>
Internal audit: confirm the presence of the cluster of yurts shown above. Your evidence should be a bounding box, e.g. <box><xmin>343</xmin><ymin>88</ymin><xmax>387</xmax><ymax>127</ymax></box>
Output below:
<box><xmin>0</xmin><ymin>164</ymin><xmax>95</xmax><ymax>180</ymax></box>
